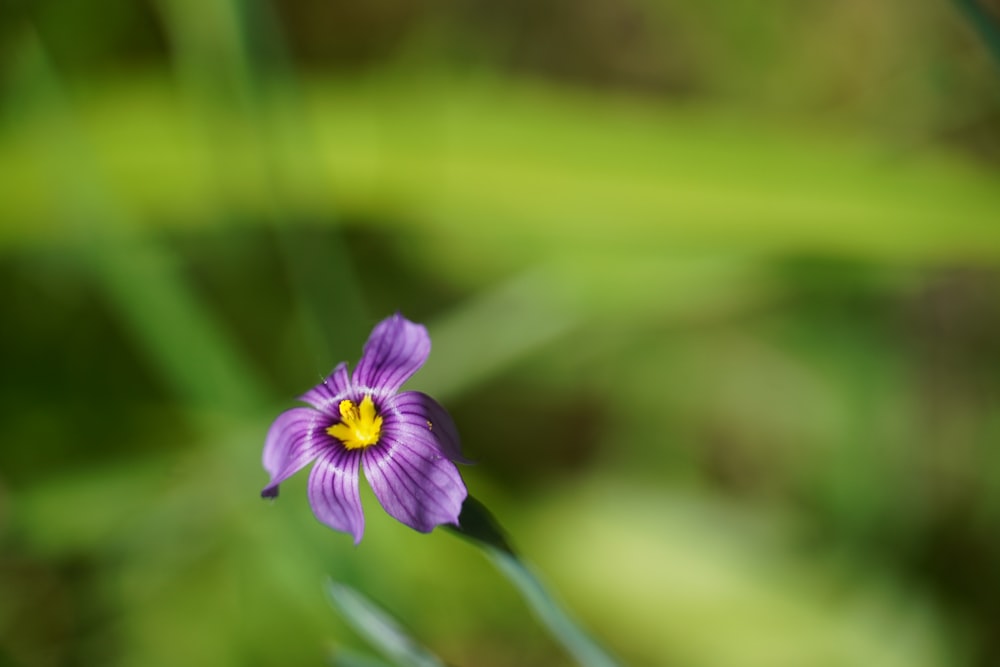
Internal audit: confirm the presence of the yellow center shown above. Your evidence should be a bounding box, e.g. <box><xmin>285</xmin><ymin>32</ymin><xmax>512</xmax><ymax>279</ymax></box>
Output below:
<box><xmin>326</xmin><ymin>395</ymin><xmax>383</xmax><ymax>450</ymax></box>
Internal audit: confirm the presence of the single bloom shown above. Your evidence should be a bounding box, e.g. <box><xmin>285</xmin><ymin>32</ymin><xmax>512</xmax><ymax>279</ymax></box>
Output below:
<box><xmin>262</xmin><ymin>314</ymin><xmax>468</xmax><ymax>543</ymax></box>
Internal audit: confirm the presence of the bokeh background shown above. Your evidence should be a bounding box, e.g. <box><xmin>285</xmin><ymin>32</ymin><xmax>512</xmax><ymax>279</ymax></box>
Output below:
<box><xmin>3</xmin><ymin>1</ymin><xmax>1000</xmax><ymax>666</ymax></box>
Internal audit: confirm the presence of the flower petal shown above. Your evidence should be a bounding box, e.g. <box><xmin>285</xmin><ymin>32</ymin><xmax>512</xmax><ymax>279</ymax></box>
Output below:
<box><xmin>299</xmin><ymin>362</ymin><xmax>351</xmax><ymax>413</ymax></box>
<box><xmin>308</xmin><ymin>447</ymin><xmax>365</xmax><ymax>544</ymax></box>
<box><xmin>387</xmin><ymin>391</ymin><xmax>470</xmax><ymax>463</ymax></box>
<box><xmin>362</xmin><ymin>437</ymin><xmax>467</xmax><ymax>533</ymax></box>
<box><xmin>261</xmin><ymin>407</ymin><xmax>328</xmax><ymax>498</ymax></box>
<box><xmin>352</xmin><ymin>314</ymin><xmax>430</xmax><ymax>394</ymax></box>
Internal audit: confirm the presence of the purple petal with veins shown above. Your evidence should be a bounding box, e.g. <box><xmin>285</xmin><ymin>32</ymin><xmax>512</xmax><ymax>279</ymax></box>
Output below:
<box><xmin>352</xmin><ymin>314</ymin><xmax>431</xmax><ymax>394</ymax></box>
<box><xmin>261</xmin><ymin>407</ymin><xmax>329</xmax><ymax>498</ymax></box>
<box><xmin>308</xmin><ymin>447</ymin><xmax>365</xmax><ymax>544</ymax></box>
<box><xmin>300</xmin><ymin>362</ymin><xmax>351</xmax><ymax>413</ymax></box>
<box><xmin>362</xmin><ymin>436</ymin><xmax>467</xmax><ymax>533</ymax></box>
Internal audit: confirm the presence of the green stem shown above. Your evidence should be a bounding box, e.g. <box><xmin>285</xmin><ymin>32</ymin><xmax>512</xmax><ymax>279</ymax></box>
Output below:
<box><xmin>446</xmin><ymin>497</ymin><xmax>621</xmax><ymax>667</ymax></box>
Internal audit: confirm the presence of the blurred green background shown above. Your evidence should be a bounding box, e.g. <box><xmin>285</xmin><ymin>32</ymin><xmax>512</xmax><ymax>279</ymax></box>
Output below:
<box><xmin>2</xmin><ymin>1</ymin><xmax>1000</xmax><ymax>665</ymax></box>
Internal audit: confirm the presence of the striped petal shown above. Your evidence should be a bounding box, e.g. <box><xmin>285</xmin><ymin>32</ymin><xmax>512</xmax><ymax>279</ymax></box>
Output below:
<box><xmin>352</xmin><ymin>314</ymin><xmax>430</xmax><ymax>394</ymax></box>
<box><xmin>261</xmin><ymin>407</ymin><xmax>328</xmax><ymax>498</ymax></box>
<box><xmin>362</xmin><ymin>436</ymin><xmax>467</xmax><ymax>533</ymax></box>
<box><xmin>307</xmin><ymin>447</ymin><xmax>365</xmax><ymax>544</ymax></box>
<box><xmin>300</xmin><ymin>362</ymin><xmax>351</xmax><ymax>413</ymax></box>
<box><xmin>388</xmin><ymin>391</ymin><xmax>469</xmax><ymax>463</ymax></box>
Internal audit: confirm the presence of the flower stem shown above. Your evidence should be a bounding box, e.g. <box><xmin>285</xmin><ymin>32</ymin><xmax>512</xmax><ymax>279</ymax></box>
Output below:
<box><xmin>446</xmin><ymin>496</ymin><xmax>621</xmax><ymax>667</ymax></box>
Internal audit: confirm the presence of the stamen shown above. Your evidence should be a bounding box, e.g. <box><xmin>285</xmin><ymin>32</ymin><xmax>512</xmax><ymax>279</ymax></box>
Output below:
<box><xmin>327</xmin><ymin>395</ymin><xmax>383</xmax><ymax>450</ymax></box>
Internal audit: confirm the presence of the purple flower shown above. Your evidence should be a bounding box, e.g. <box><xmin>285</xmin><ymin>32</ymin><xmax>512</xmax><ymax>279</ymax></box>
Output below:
<box><xmin>262</xmin><ymin>314</ymin><xmax>468</xmax><ymax>543</ymax></box>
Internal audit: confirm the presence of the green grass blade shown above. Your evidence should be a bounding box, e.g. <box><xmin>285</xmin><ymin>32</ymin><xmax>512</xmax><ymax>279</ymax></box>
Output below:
<box><xmin>155</xmin><ymin>0</ymin><xmax>370</xmax><ymax>361</ymax></box>
<box><xmin>326</xmin><ymin>582</ymin><xmax>447</xmax><ymax>667</ymax></box>
<box><xmin>8</xmin><ymin>31</ymin><xmax>267</xmax><ymax>415</ymax></box>
<box><xmin>329</xmin><ymin>648</ymin><xmax>397</xmax><ymax>667</ymax></box>
<box><xmin>4</xmin><ymin>74</ymin><xmax>1000</xmax><ymax>261</ymax></box>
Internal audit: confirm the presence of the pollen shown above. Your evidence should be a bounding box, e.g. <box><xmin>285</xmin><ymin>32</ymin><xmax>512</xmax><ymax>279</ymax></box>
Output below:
<box><xmin>327</xmin><ymin>395</ymin><xmax>383</xmax><ymax>450</ymax></box>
